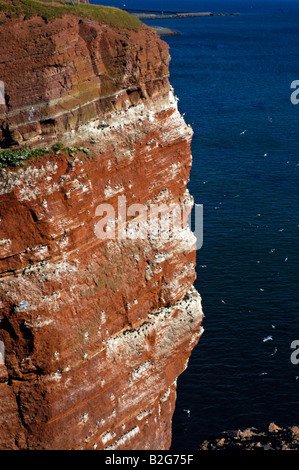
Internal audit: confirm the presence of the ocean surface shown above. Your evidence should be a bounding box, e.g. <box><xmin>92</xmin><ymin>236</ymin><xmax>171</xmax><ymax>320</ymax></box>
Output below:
<box><xmin>93</xmin><ymin>0</ymin><xmax>299</xmax><ymax>449</ymax></box>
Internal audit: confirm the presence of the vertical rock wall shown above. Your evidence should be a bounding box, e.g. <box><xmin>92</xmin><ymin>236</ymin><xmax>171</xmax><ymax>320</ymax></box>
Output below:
<box><xmin>0</xmin><ymin>12</ymin><xmax>203</xmax><ymax>450</ymax></box>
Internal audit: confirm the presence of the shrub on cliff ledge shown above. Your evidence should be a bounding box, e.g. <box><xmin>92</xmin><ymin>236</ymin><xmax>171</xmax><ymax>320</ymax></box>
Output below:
<box><xmin>0</xmin><ymin>145</ymin><xmax>90</xmax><ymax>169</ymax></box>
<box><xmin>0</xmin><ymin>148</ymin><xmax>49</xmax><ymax>168</ymax></box>
<box><xmin>0</xmin><ymin>0</ymin><xmax>142</xmax><ymax>30</ymax></box>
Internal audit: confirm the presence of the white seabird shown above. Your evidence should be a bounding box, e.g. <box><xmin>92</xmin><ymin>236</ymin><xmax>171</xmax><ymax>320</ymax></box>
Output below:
<box><xmin>263</xmin><ymin>336</ymin><xmax>273</xmax><ymax>342</ymax></box>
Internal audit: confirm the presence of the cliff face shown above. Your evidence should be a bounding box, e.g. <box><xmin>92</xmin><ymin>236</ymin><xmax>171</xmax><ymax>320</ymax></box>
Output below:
<box><xmin>0</xmin><ymin>8</ymin><xmax>203</xmax><ymax>450</ymax></box>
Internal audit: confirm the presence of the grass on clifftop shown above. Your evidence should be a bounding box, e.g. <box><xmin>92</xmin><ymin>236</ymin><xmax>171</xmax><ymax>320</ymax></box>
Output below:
<box><xmin>0</xmin><ymin>0</ymin><xmax>142</xmax><ymax>30</ymax></box>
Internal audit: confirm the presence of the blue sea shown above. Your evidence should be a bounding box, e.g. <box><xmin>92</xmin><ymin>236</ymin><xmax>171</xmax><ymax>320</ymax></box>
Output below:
<box><xmin>93</xmin><ymin>0</ymin><xmax>299</xmax><ymax>449</ymax></box>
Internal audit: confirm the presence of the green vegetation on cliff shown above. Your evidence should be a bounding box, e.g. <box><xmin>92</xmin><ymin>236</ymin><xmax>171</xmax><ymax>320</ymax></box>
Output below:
<box><xmin>0</xmin><ymin>148</ymin><xmax>49</xmax><ymax>168</ymax></box>
<box><xmin>0</xmin><ymin>0</ymin><xmax>142</xmax><ymax>30</ymax></box>
<box><xmin>0</xmin><ymin>144</ymin><xmax>90</xmax><ymax>169</ymax></box>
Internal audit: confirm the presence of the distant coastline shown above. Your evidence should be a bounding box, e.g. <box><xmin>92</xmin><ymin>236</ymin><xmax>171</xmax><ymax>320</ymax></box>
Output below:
<box><xmin>125</xmin><ymin>10</ymin><xmax>240</xmax><ymax>20</ymax></box>
<box><xmin>130</xmin><ymin>9</ymin><xmax>240</xmax><ymax>37</ymax></box>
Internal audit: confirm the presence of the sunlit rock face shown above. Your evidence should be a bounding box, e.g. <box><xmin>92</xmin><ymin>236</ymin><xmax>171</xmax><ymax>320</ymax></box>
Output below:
<box><xmin>0</xmin><ymin>11</ymin><xmax>203</xmax><ymax>450</ymax></box>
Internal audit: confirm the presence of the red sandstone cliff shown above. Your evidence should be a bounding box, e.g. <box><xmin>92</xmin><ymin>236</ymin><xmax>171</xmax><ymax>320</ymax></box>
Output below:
<box><xmin>0</xmin><ymin>2</ymin><xmax>203</xmax><ymax>450</ymax></box>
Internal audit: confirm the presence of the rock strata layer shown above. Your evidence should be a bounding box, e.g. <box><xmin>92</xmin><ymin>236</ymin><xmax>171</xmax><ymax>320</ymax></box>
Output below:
<box><xmin>0</xmin><ymin>7</ymin><xmax>203</xmax><ymax>450</ymax></box>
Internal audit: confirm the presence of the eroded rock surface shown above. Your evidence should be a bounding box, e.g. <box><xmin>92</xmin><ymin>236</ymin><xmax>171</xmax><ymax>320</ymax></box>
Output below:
<box><xmin>199</xmin><ymin>423</ymin><xmax>299</xmax><ymax>450</ymax></box>
<box><xmin>0</xmin><ymin>7</ymin><xmax>203</xmax><ymax>450</ymax></box>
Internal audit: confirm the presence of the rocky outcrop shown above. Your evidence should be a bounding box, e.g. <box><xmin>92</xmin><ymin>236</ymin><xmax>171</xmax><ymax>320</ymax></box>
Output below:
<box><xmin>0</xmin><ymin>3</ymin><xmax>203</xmax><ymax>450</ymax></box>
<box><xmin>0</xmin><ymin>9</ymin><xmax>167</xmax><ymax>148</ymax></box>
<box><xmin>199</xmin><ymin>423</ymin><xmax>299</xmax><ymax>450</ymax></box>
